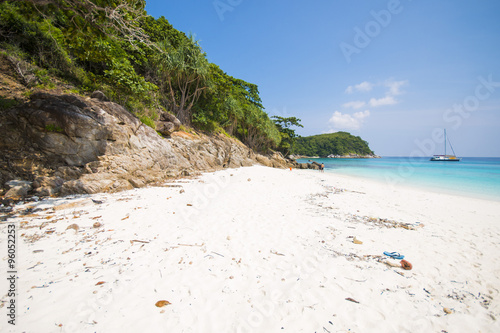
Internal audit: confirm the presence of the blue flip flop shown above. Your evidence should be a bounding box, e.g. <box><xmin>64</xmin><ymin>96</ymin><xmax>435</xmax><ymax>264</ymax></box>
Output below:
<box><xmin>383</xmin><ymin>251</ymin><xmax>404</xmax><ymax>260</ymax></box>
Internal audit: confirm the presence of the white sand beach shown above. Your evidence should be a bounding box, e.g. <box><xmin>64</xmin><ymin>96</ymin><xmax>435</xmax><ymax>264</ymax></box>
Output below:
<box><xmin>2</xmin><ymin>165</ymin><xmax>500</xmax><ymax>332</ymax></box>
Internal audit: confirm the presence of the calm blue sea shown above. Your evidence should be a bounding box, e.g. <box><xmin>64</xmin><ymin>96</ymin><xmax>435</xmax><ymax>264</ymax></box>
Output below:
<box><xmin>297</xmin><ymin>157</ymin><xmax>500</xmax><ymax>201</ymax></box>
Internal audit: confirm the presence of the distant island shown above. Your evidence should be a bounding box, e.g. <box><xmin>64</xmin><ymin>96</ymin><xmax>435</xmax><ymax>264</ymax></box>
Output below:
<box><xmin>292</xmin><ymin>132</ymin><xmax>379</xmax><ymax>158</ymax></box>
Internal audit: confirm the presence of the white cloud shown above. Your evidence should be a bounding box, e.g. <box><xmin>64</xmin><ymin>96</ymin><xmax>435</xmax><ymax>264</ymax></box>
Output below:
<box><xmin>369</xmin><ymin>95</ymin><xmax>397</xmax><ymax>107</ymax></box>
<box><xmin>345</xmin><ymin>81</ymin><xmax>374</xmax><ymax>94</ymax></box>
<box><xmin>329</xmin><ymin>110</ymin><xmax>370</xmax><ymax>131</ymax></box>
<box><xmin>385</xmin><ymin>80</ymin><xmax>408</xmax><ymax>96</ymax></box>
<box><xmin>356</xmin><ymin>81</ymin><xmax>374</xmax><ymax>92</ymax></box>
<box><xmin>343</xmin><ymin>78</ymin><xmax>408</xmax><ymax>109</ymax></box>
<box><xmin>323</xmin><ymin>129</ymin><xmax>338</xmax><ymax>134</ymax></box>
<box><xmin>342</xmin><ymin>101</ymin><xmax>366</xmax><ymax>109</ymax></box>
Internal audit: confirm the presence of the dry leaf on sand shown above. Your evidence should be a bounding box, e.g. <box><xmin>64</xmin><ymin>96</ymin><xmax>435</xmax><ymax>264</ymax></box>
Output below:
<box><xmin>155</xmin><ymin>300</ymin><xmax>171</xmax><ymax>307</ymax></box>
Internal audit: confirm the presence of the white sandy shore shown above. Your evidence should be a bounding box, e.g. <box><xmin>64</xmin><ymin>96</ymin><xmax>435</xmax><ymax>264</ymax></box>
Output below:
<box><xmin>1</xmin><ymin>165</ymin><xmax>500</xmax><ymax>332</ymax></box>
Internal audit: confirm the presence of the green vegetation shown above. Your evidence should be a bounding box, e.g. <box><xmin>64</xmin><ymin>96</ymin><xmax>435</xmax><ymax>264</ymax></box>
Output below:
<box><xmin>0</xmin><ymin>97</ymin><xmax>20</xmax><ymax>110</ymax></box>
<box><xmin>0</xmin><ymin>0</ymin><xmax>288</xmax><ymax>152</ymax></box>
<box><xmin>139</xmin><ymin>115</ymin><xmax>156</xmax><ymax>129</ymax></box>
<box><xmin>44</xmin><ymin>124</ymin><xmax>64</xmax><ymax>133</ymax></box>
<box><xmin>272</xmin><ymin>116</ymin><xmax>303</xmax><ymax>156</ymax></box>
<box><xmin>293</xmin><ymin>132</ymin><xmax>374</xmax><ymax>157</ymax></box>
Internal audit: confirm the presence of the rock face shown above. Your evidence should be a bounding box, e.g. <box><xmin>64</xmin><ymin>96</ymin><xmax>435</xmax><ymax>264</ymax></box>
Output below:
<box><xmin>0</xmin><ymin>92</ymin><xmax>292</xmax><ymax>197</ymax></box>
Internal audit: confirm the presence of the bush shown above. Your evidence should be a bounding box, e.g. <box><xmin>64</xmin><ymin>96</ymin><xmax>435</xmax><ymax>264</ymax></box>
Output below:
<box><xmin>139</xmin><ymin>115</ymin><xmax>156</xmax><ymax>129</ymax></box>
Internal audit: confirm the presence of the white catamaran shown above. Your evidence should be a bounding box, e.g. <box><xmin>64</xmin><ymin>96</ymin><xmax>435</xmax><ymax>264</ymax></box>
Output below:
<box><xmin>430</xmin><ymin>129</ymin><xmax>461</xmax><ymax>161</ymax></box>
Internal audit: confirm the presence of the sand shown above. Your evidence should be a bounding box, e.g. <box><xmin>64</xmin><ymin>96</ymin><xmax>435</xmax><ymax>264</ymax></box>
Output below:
<box><xmin>1</xmin><ymin>165</ymin><xmax>499</xmax><ymax>332</ymax></box>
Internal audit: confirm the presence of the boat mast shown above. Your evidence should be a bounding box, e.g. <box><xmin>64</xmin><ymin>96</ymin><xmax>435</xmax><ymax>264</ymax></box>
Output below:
<box><xmin>449</xmin><ymin>135</ymin><xmax>458</xmax><ymax>157</ymax></box>
<box><xmin>444</xmin><ymin>129</ymin><xmax>447</xmax><ymax>156</ymax></box>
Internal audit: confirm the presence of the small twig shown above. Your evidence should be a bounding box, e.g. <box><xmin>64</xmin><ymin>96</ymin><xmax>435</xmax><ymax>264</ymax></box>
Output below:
<box><xmin>344</xmin><ymin>277</ymin><xmax>367</xmax><ymax>283</ymax></box>
<box><xmin>27</xmin><ymin>262</ymin><xmax>43</xmax><ymax>270</ymax></box>
<box><xmin>346</xmin><ymin>190</ymin><xmax>366</xmax><ymax>194</ymax></box>
<box><xmin>345</xmin><ymin>297</ymin><xmax>359</xmax><ymax>304</ymax></box>
<box><xmin>15</xmin><ymin>62</ymin><xmax>27</xmax><ymax>83</ymax></box>
<box><xmin>130</xmin><ymin>239</ymin><xmax>149</xmax><ymax>244</ymax></box>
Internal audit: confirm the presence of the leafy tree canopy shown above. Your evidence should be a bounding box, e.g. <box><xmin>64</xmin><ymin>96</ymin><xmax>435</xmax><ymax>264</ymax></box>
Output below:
<box><xmin>272</xmin><ymin>116</ymin><xmax>303</xmax><ymax>156</ymax></box>
<box><xmin>0</xmin><ymin>0</ymin><xmax>292</xmax><ymax>152</ymax></box>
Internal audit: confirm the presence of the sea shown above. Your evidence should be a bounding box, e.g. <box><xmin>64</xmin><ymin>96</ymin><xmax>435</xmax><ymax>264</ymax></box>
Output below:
<box><xmin>296</xmin><ymin>157</ymin><xmax>500</xmax><ymax>201</ymax></box>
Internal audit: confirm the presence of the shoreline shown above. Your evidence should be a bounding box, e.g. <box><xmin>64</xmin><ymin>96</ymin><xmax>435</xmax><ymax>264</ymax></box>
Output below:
<box><xmin>1</xmin><ymin>165</ymin><xmax>499</xmax><ymax>332</ymax></box>
<box><xmin>297</xmin><ymin>156</ymin><xmax>500</xmax><ymax>202</ymax></box>
<box><xmin>294</xmin><ymin>167</ymin><xmax>499</xmax><ymax>225</ymax></box>
<box><xmin>291</xmin><ymin>155</ymin><xmax>380</xmax><ymax>159</ymax></box>
<box><xmin>322</xmin><ymin>168</ymin><xmax>500</xmax><ymax>203</ymax></box>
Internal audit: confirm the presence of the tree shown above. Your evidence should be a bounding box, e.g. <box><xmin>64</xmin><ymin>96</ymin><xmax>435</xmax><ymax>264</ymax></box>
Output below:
<box><xmin>191</xmin><ymin>63</ymin><xmax>233</xmax><ymax>130</ymax></box>
<box><xmin>191</xmin><ymin>64</ymin><xmax>281</xmax><ymax>152</ymax></box>
<box><xmin>155</xmin><ymin>35</ymin><xmax>209</xmax><ymax>124</ymax></box>
<box><xmin>272</xmin><ymin>116</ymin><xmax>303</xmax><ymax>156</ymax></box>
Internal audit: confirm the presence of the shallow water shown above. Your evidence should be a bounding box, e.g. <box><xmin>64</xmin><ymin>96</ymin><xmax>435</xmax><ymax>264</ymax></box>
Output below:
<box><xmin>297</xmin><ymin>157</ymin><xmax>500</xmax><ymax>201</ymax></box>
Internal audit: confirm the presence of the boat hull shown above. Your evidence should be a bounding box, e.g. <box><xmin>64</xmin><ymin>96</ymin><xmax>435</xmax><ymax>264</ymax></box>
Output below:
<box><xmin>430</xmin><ymin>156</ymin><xmax>461</xmax><ymax>161</ymax></box>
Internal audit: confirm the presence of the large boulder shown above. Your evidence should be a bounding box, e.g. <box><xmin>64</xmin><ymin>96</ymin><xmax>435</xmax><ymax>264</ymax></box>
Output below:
<box><xmin>32</xmin><ymin>176</ymin><xmax>65</xmax><ymax>196</ymax></box>
<box><xmin>156</xmin><ymin>112</ymin><xmax>181</xmax><ymax>137</ymax></box>
<box><xmin>4</xmin><ymin>180</ymin><xmax>32</xmax><ymax>198</ymax></box>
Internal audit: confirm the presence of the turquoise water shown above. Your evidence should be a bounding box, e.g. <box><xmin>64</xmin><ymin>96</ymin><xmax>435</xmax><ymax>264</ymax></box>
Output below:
<box><xmin>297</xmin><ymin>157</ymin><xmax>500</xmax><ymax>201</ymax></box>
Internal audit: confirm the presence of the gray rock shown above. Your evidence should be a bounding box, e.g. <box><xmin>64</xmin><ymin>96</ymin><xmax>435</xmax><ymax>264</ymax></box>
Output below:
<box><xmin>32</xmin><ymin>176</ymin><xmax>64</xmax><ymax>196</ymax></box>
<box><xmin>156</xmin><ymin>112</ymin><xmax>181</xmax><ymax>136</ymax></box>
<box><xmin>4</xmin><ymin>181</ymin><xmax>32</xmax><ymax>198</ymax></box>
<box><xmin>90</xmin><ymin>90</ymin><xmax>109</xmax><ymax>102</ymax></box>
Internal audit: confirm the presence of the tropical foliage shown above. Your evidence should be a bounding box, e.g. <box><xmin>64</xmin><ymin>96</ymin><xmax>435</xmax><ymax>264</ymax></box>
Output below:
<box><xmin>293</xmin><ymin>132</ymin><xmax>374</xmax><ymax>157</ymax></box>
<box><xmin>271</xmin><ymin>116</ymin><xmax>303</xmax><ymax>156</ymax></box>
<box><xmin>0</xmin><ymin>0</ymin><xmax>286</xmax><ymax>152</ymax></box>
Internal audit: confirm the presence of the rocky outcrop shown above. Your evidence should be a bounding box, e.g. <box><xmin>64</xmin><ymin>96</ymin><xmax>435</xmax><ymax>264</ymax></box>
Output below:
<box><xmin>308</xmin><ymin>160</ymin><xmax>322</xmax><ymax>168</ymax></box>
<box><xmin>4</xmin><ymin>180</ymin><xmax>32</xmax><ymax>198</ymax></box>
<box><xmin>0</xmin><ymin>92</ymin><xmax>292</xmax><ymax>198</ymax></box>
<box><xmin>156</xmin><ymin>111</ymin><xmax>181</xmax><ymax>137</ymax></box>
<box><xmin>294</xmin><ymin>162</ymin><xmax>319</xmax><ymax>170</ymax></box>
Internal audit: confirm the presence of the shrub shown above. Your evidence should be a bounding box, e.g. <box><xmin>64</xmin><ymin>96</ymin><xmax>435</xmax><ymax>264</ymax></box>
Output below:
<box><xmin>139</xmin><ymin>115</ymin><xmax>156</xmax><ymax>129</ymax></box>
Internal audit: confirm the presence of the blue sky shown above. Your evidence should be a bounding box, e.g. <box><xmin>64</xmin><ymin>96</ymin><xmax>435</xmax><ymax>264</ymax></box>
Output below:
<box><xmin>145</xmin><ymin>0</ymin><xmax>500</xmax><ymax>157</ymax></box>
